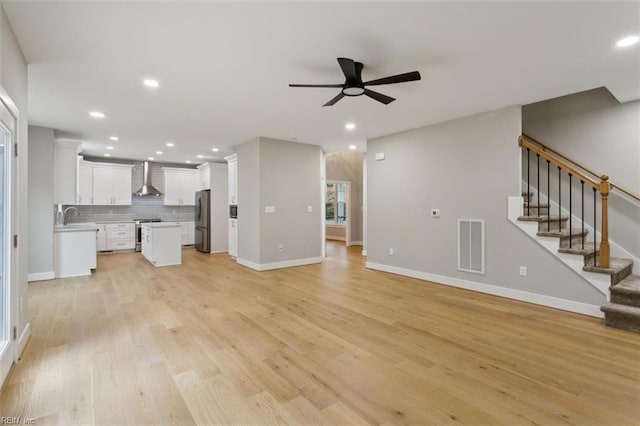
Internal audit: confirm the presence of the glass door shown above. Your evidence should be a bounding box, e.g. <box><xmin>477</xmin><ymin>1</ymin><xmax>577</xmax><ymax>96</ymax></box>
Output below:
<box><xmin>0</xmin><ymin>96</ymin><xmax>15</xmax><ymax>385</ymax></box>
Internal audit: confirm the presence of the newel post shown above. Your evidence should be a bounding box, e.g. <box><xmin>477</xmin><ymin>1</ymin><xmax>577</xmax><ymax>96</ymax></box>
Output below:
<box><xmin>599</xmin><ymin>175</ymin><xmax>611</xmax><ymax>268</ymax></box>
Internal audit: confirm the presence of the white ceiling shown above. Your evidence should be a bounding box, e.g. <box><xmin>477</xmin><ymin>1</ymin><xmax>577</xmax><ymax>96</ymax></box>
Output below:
<box><xmin>3</xmin><ymin>1</ymin><xmax>639</xmax><ymax>163</ymax></box>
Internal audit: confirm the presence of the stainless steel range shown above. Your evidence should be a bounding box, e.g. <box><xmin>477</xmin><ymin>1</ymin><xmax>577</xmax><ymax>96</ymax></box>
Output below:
<box><xmin>135</xmin><ymin>219</ymin><xmax>162</xmax><ymax>251</ymax></box>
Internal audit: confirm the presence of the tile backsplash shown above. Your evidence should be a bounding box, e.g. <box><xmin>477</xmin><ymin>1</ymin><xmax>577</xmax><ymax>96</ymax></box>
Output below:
<box><xmin>64</xmin><ymin>158</ymin><xmax>197</xmax><ymax>223</ymax></box>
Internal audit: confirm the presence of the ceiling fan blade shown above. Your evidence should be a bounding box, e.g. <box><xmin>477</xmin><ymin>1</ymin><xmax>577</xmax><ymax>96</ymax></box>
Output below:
<box><xmin>323</xmin><ymin>92</ymin><xmax>345</xmax><ymax>107</ymax></box>
<box><xmin>364</xmin><ymin>71</ymin><xmax>421</xmax><ymax>86</ymax></box>
<box><xmin>364</xmin><ymin>89</ymin><xmax>395</xmax><ymax>105</ymax></box>
<box><xmin>289</xmin><ymin>83</ymin><xmax>344</xmax><ymax>88</ymax></box>
<box><xmin>337</xmin><ymin>57</ymin><xmax>358</xmax><ymax>82</ymax></box>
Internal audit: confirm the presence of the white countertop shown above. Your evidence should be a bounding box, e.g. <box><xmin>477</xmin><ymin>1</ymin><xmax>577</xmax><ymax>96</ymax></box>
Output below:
<box><xmin>54</xmin><ymin>222</ymin><xmax>98</xmax><ymax>232</ymax></box>
<box><xmin>142</xmin><ymin>223</ymin><xmax>181</xmax><ymax>229</ymax></box>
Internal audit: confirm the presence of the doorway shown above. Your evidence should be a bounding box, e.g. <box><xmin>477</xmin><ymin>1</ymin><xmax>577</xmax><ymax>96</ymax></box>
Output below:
<box><xmin>0</xmin><ymin>89</ymin><xmax>16</xmax><ymax>385</ymax></box>
<box><xmin>325</xmin><ymin>181</ymin><xmax>351</xmax><ymax>246</ymax></box>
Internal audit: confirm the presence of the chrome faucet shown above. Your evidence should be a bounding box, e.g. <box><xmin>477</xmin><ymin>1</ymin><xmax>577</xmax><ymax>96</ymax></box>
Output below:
<box><xmin>63</xmin><ymin>206</ymin><xmax>78</xmax><ymax>225</ymax></box>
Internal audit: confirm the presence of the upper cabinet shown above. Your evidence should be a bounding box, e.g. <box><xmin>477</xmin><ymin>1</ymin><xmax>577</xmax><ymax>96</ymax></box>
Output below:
<box><xmin>225</xmin><ymin>154</ymin><xmax>237</xmax><ymax>204</ymax></box>
<box><xmin>77</xmin><ymin>160</ymin><xmax>134</xmax><ymax>205</ymax></box>
<box><xmin>54</xmin><ymin>140</ymin><xmax>82</xmax><ymax>204</ymax></box>
<box><xmin>162</xmin><ymin>167</ymin><xmax>198</xmax><ymax>205</ymax></box>
<box><xmin>197</xmin><ymin>163</ymin><xmax>211</xmax><ymax>190</ymax></box>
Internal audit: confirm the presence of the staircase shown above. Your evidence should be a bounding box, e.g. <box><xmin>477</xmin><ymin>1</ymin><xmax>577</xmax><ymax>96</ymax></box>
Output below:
<box><xmin>518</xmin><ymin>134</ymin><xmax>640</xmax><ymax>334</ymax></box>
<box><xmin>519</xmin><ymin>192</ymin><xmax>640</xmax><ymax>333</ymax></box>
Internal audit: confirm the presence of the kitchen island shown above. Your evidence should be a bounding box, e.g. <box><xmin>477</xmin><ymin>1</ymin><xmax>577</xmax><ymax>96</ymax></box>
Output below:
<box><xmin>54</xmin><ymin>223</ymin><xmax>98</xmax><ymax>278</ymax></box>
<box><xmin>141</xmin><ymin>222</ymin><xmax>181</xmax><ymax>267</ymax></box>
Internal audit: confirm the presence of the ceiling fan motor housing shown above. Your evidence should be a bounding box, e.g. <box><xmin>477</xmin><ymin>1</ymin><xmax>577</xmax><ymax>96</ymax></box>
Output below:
<box><xmin>342</xmin><ymin>61</ymin><xmax>365</xmax><ymax>96</ymax></box>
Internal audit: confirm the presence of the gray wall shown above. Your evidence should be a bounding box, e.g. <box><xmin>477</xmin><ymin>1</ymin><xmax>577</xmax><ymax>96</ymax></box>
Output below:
<box><xmin>28</xmin><ymin>126</ymin><xmax>54</xmax><ymax>277</ymax></box>
<box><xmin>1</xmin><ymin>5</ymin><xmax>29</xmax><ymax>348</ymax></box>
<box><xmin>523</xmin><ymin>88</ymin><xmax>640</xmax><ymax>259</ymax></box>
<box><xmin>367</xmin><ymin>105</ymin><xmax>605</xmax><ymax>306</ymax></box>
<box><xmin>237</xmin><ymin>138</ymin><xmax>261</xmax><ymax>264</ymax></box>
<box><xmin>326</xmin><ymin>151</ymin><xmax>364</xmax><ymax>244</ymax></box>
<box><xmin>210</xmin><ymin>163</ymin><xmax>228</xmax><ymax>253</ymax></box>
<box><xmin>238</xmin><ymin>137</ymin><xmax>322</xmax><ymax>266</ymax></box>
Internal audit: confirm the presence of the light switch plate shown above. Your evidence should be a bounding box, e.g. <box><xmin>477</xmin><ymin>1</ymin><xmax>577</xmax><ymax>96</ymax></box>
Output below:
<box><xmin>265</xmin><ymin>206</ymin><xmax>276</xmax><ymax>213</ymax></box>
<box><xmin>375</xmin><ymin>152</ymin><xmax>385</xmax><ymax>161</ymax></box>
<box><xmin>307</xmin><ymin>206</ymin><xmax>313</xmax><ymax>213</ymax></box>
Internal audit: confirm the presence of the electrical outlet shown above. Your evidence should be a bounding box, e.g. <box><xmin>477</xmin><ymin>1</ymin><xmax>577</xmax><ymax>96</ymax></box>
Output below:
<box><xmin>389</xmin><ymin>248</ymin><xmax>394</xmax><ymax>256</ymax></box>
<box><xmin>307</xmin><ymin>206</ymin><xmax>313</xmax><ymax>213</ymax></box>
<box><xmin>278</xmin><ymin>244</ymin><xmax>284</xmax><ymax>253</ymax></box>
<box><xmin>519</xmin><ymin>266</ymin><xmax>527</xmax><ymax>277</ymax></box>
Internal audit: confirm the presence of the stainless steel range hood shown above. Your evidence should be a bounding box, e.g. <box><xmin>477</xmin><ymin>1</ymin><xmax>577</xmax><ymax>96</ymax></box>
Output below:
<box><xmin>134</xmin><ymin>161</ymin><xmax>163</xmax><ymax>197</ymax></box>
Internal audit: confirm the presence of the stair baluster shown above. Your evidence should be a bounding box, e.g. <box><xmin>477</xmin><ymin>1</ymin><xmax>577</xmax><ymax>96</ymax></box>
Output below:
<box><xmin>593</xmin><ymin>187</ymin><xmax>597</xmax><ymax>267</ymax></box>
<box><xmin>527</xmin><ymin>148</ymin><xmax>531</xmax><ymax>216</ymax></box>
<box><xmin>569</xmin><ymin>173</ymin><xmax>572</xmax><ymax>248</ymax></box>
<box><xmin>537</xmin><ymin>154</ymin><xmax>540</xmax><ymax>217</ymax></box>
<box><xmin>547</xmin><ymin>160</ymin><xmax>550</xmax><ymax>231</ymax></box>
<box><xmin>558</xmin><ymin>167</ymin><xmax>562</xmax><ymax>230</ymax></box>
<box><xmin>581</xmin><ymin>180</ymin><xmax>585</xmax><ymax>249</ymax></box>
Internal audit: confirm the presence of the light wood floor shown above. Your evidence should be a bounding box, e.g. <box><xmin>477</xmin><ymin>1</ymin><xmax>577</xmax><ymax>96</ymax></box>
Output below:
<box><xmin>1</xmin><ymin>242</ymin><xmax>639</xmax><ymax>425</ymax></box>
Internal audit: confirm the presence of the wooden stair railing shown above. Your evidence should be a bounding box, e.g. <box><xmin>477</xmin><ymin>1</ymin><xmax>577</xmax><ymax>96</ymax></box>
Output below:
<box><xmin>517</xmin><ymin>134</ymin><xmax>640</xmax><ymax>269</ymax></box>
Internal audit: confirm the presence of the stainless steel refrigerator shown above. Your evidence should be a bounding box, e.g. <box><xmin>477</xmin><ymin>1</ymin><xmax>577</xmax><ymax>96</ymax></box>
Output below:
<box><xmin>194</xmin><ymin>189</ymin><xmax>211</xmax><ymax>253</ymax></box>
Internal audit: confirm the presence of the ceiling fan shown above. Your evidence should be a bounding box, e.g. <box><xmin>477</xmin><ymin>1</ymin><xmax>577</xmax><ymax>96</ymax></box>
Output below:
<box><xmin>289</xmin><ymin>57</ymin><xmax>421</xmax><ymax>107</ymax></box>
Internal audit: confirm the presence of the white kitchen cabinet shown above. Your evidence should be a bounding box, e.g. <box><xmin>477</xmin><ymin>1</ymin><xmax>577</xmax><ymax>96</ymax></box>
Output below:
<box><xmin>54</xmin><ymin>225</ymin><xmax>97</xmax><ymax>278</ymax></box>
<box><xmin>141</xmin><ymin>223</ymin><xmax>182</xmax><ymax>267</ymax></box>
<box><xmin>162</xmin><ymin>168</ymin><xmax>198</xmax><ymax>206</ymax></box>
<box><xmin>80</xmin><ymin>161</ymin><xmax>133</xmax><ymax>206</ymax></box>
<box><xmin>197</xmin><ymin>163</ymin><xmax>211</xmax><ymax>190</ymax></box>
<box><xmin>105</xmin><ymin>222</ymin><xmax>135</xmax><ymax>250</ymax></box>
<box><xmin>54</xmin><ymin>140</ymin><xmax>82</xmax><ymax>205</ymax></box>
<box><xmin>77</xmin><ymin>161</ymin><xmax>93</xmax><ymax>205</ymax></box>
<box><xmin>163</xmin><ymin>221</ymin><xmax>195</xmax><ymax>246</ymax></box>
<box><xmin>228</xmin><ymin>219</ymin><xmax>237</xmax><ymax>258</ymax></box>
<box><xmin>225</xmin><ymin>154</ymin><xmax>238</xmax><ymax>204</ymax></box>
<box><xmin>93</xmin><ymin>163</ymin><xmax>133</xmax><ymax>205</ymax></box>
<box><xmin>96</xmin><ymin>223</ymin><xmax>107</xmax><ymax>251</ymax></box>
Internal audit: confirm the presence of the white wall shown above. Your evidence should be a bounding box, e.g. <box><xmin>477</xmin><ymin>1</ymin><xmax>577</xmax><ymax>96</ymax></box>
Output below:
<box><xmin>325</xmin><ymin>151</ymin><xmax>364</xmax><ymax>244</ymax></box>
<box><xmin>28</xmin><ymin>126</ymin><xmax>54</xmax><ymax>279</ymax></box>
<box><xmin>0</xmin><ymin>5</ymin><xmax>29</xmax><ymax>351</ymax></box>
<box><xmin>523</xmin><ymin>88</ymin><xmax>640</xmax><ymax>259</ymax></box>
<box><xmin>237</xmin><ymin>137</ymin><xmax>323</xmax><ymax>269</ymax></box>
<box><xmin>367</xmin><ymin>106</ymin><xmax>605</xmax><ymax>309</ymax></box>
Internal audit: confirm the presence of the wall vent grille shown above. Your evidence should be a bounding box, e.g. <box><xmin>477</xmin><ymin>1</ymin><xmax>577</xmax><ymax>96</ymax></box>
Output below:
<box><xmin>458</xmin><ymin>218</ymin><xmax>485</xmax><ymax>274</ymax></box>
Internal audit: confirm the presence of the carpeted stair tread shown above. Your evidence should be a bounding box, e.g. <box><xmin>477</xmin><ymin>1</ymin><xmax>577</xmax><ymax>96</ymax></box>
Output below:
<box><xmin>518</xmin><ymin>214</ymin><xmax>568</xmax><ymax>222</ymax></box>
<box><xmin>612</xmin><ymin>275</ymin><xmax>640</xmax><ymax>294</ymax></box>
<box><xmin>537</xmin><ymin>228</ymin><xmax>588</xmax><ymax>237</ymax></box>
<box><xmin>600</xmin><ymin>303</ymin><xmax>640</xmax><ymax>333</ymax></box>
<box><xmin>558</xmin><ymin>242</ymin><xmax>597</xmax><ymax>255</ymax></box>
<box><xmin>583</xmin><ymin>258</ymin><xmax>633</xmax><ymax>276</ymax></box>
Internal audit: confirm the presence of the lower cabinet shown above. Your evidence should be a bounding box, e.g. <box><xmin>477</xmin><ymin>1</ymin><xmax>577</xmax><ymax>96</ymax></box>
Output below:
<box><xmin>96</xmin><ymin>222</ymin><xmax>135</xmax><ymax>252</ymax></box>
<box><xmin>163</xmin><ymin>221</ymin><xmax>195</xmax><ymax>246</ymax></box>
<box><xmin>141</xmin><ymin>224</ymin><xmax>181</xmax><ymax>267</ymax></box>
<box><xmin>228</xmin><ymin>219</ymin><xmax>237</xmax><ymax>258</ymax></box>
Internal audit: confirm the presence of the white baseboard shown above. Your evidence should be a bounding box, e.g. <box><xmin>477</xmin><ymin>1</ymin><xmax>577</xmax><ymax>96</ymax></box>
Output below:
<box><xmin>27</xmin><ymin>271</ymin><xmax>54</xmax><ymax>282</ymax></box>
<box><xmin>211</xmin><ymin>250</ymin><xmax>228</xmax><ymax>254</ymax></box>
<box><xmin>237</xmin><ymin>257</ymin><xmax>322</xmax><ymax>272</ymax></box>
<box><xmin>350</xmin><ymin>240</ymin><xmax>363</xmax><ymax>246</ymax></box>
<box><xmin>366</xmin><ymin>261</ymin><xmax>603</xmax><ymax>318</ymax></box>
<box><xmin>18</xmin><ymin>322</ymin><xmax>30</xmax><ymax>358</ymax></box>
<box><xmin>326</xmin><ymin>236</ymin><xmax>346</xmax><ymax>242</ymax></box>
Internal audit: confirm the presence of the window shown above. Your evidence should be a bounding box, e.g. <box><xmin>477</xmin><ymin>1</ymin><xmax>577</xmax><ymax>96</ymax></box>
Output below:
<box><xmin>325</xmin><ymin>182</ymin><xmax>347</xmax><ymax>225</ymax></box>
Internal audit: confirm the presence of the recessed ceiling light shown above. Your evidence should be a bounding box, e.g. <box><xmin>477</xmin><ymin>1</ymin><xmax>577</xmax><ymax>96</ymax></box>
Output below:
<box><xmin>156</xmin><ymin>151</ymin><xmax>163</xmax><ymax>155</ymax></box>
<box><xmin>106</xmin><ymin>146</ymin><xmax>114</xmax><ymax>150</ymax></box>
<box><xmin>349</xmin><ymin>145</ymin><xmax>357</xmax><ymax>150</ymax></box>
<box><xmin>616</xmin><ymin>35</ymin><xmax>640</xmax><ymax>48</ymax></box>
<box><xmin>148</xmin><ymin>157</ymin><xmax>154</xmax><ymax>161</ymax></box>
<box><xmin>345</xmin><ymin>122</ymin><xmax>356</xmax><ymax>130</ymax></box>
<box><xmin>212</xmin><ymin>148</ymin><xmax>219</xmax><ymax>152</ymax></box>
<box><xmin>109</xmin><ymin>136</ymin><xmax>119</xmax><ymax>141</ymax></box>
<box><xmin>143</xmin><ymin>78</ymin><xmax>160</xmax><ymax>88</ymax></box>
<box><xmin>197</xmin><ymin>155</ymin><xmax>204</xmax><ymax>159</ymax></box>
<box><xmin>185</xmin><ymin>160</ymin><xmax>192</xmax><ymax>164</ymax></box>
<box><xmin>166</xmin><ymin>142</ymin><xmax>174</xmax><ymax>147</ymax></box>
<box><xmin>104</xmin><ymin>153</ymin><xmax>111</xmax><ymax>157</ymax></box>
<box><xmin>89</xmin><ymin>111</ymin><xmax>105</xmax><ymax>118</ymax></box>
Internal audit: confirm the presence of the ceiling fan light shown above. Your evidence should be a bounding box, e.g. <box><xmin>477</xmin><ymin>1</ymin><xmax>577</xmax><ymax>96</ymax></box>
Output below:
<box><xmin>342</xmin><ymin>87</ymin><xmax>365</xmax><ymax>96</ymax></box>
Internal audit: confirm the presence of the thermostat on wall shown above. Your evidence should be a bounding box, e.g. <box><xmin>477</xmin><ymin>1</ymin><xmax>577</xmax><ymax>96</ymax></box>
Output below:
<box><xmin>431</xmin><ymin>209</ymin><xmax>440</xmax><ymax>218</ymax></box>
